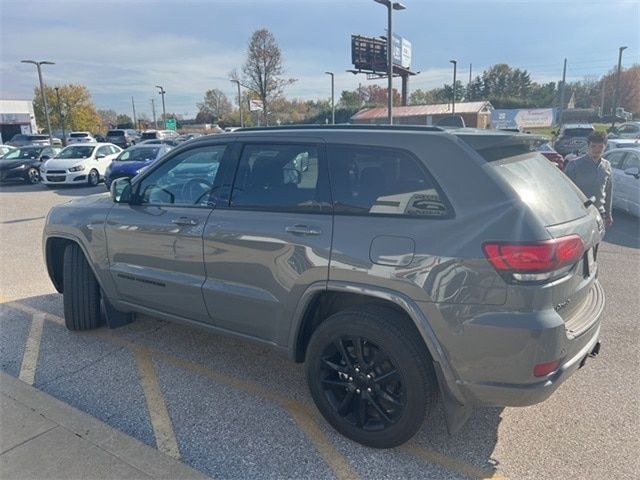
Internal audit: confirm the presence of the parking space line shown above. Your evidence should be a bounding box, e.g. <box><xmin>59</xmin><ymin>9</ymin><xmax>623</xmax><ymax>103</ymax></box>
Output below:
<box><xmin>4</xmin><ymin>300</ymin><xmax>504</xmax><ymax>480</ymax></box>
<box><xmin>132</xmin><ymin>347</ymin><xmax>181</xmax><ymax>460</ymax></box>
<box><xmin>18</xmin><ymin>313</ymin><xmax>45</xmax><ymax>385</ymax></box>
<box><xmin>402</xmin><ymin>444</ymin><xmax>505</xmax><ymax>480</ymax></box>
<box><xmin>4</xmin><ymin>301</ymin><xmax>65</xmax><ymax>325</ymax></box>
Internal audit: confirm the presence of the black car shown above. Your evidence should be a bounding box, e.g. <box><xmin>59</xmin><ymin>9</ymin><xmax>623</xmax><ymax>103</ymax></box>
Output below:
<box><xmin>553</xmin><ymin>124</ymin><xmax>595</xmax><ymax>156</ymax></box>
<box><xmin>0</xmin><ymin>146</ymin><xmax>61</xmax><ymax>184</ymax></box>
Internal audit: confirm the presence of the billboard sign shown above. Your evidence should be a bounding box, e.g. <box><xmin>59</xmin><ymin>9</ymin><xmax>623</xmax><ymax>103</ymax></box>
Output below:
<box><xmin>491</xmin><ymin>108</ymin><xmax>556</xmax><ymax>129</ymax></box>
<box><xmin>351</xmin><ymin>35</ymin><xmax>387</xmax><ymax>72</ymax></box>
<box><xmin>391</xmin><ymin>34</ymin><xmax>411</xmax><ymax>69</ymax></box>
<box><xmin>249</xmin><ymin>99</ymin><xmax>264</xmax><ymax>112</ymax></box>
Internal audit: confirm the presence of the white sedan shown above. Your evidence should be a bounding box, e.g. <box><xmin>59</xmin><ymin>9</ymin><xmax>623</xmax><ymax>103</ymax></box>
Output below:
<box><xmin>66</xmin><ymin>131</ymin><xmax>97</xmax><ymax>144</ymax></box>
<box><xmin>605</xmin><ymin>147</ymin><xmax>640</xmax><ymax>218</ymax></box>
<box><xmin>40</xmin><ymin>143</ymin><xmax>122</xmax><ymax>187</ymax></box>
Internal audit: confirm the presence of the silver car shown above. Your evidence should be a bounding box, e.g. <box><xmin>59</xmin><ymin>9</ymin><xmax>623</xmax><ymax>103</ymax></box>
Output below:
<box><xmin>43</xmin><ymin>126</ymin><xmax>605</xmax><ymax>448</ymax></box>
<box><xmin>605</xmin><ymin>147</ymin><xmax>640</xmax><ymax>217</ymax></box>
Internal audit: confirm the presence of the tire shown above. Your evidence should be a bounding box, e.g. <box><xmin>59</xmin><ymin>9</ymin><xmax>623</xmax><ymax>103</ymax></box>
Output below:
<box><xmin>305</xmin><ymin>305</ymin><xmax>438</xmax><ymax>449</ymax></box>
<box><xmin>26</xmin><ymin>167</ymin><xmax>40</xmax><ymax>184</ymax></box>
<box><xmin>88</xmin><ymin>169</ymin><xmax>99</xmax><ymax>186</ymax></box>
<box><xmin>62</xmin><ymin>243</ymin><xmax>101</xmax><ymax>331</ymax></box>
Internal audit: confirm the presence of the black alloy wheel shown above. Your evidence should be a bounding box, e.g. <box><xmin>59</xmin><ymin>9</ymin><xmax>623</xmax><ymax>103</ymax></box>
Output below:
<box><xmin>26</xmin><ymin>167</ymin><xmax>40</xmax><ymax>184</ymax></box>
<box><xmin>306</xmin><ymin>306</ymin><xmax>437</xmax><ymax>448</ymax></box>
<box><xmin>88</xmin><ymin>169</ymin><xmax>99</xmax><ymax>186</ymax></box>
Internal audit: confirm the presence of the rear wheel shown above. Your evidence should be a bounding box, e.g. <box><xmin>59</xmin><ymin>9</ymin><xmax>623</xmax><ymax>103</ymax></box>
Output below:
<box><xmin>26</xmin><ymin>167</ymin><xmax>40</xmax><ymax>184</ymax></box>
<box><xmin>88</xmin><ymin>169</ymin><xmax>99</xmax><ymax>186</ymax></box>
<box><xmin>305</xmin><ymin>305</ymin><xmax>438</xmax><ymax>448</ymax></box>
<box><xmin>62</xmin><ymin>243</ymin><xmax>101</xmax><ymax>330</ymax></box>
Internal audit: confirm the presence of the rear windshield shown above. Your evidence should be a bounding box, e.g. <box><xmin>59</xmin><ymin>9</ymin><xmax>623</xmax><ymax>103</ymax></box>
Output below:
<box><xmin>141</xmin><ymin>132</ymin><xmax>157</xmax><ymax>140</ymax></box>
<box><xmin>70</xmin><ymin>133</ymin><xmax>89</xmax><ymax>138</ymax></box>
<box><xmin>107</xmin><ymin>130</ymin><xmax>125</xmax><ymax>136</ymax></box>
<box><xmin>27</xmin><ymin>135</ymin><xmax>48</xmax><ymax>140</ymax></box>
<box><xmin>561</xmin><ymin>129</ymin><xmax>593</xmax><ymax>137</ymax></box>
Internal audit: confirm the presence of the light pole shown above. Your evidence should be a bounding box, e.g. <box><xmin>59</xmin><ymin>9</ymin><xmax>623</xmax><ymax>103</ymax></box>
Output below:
<box><xmin>374</xmin><ymin>0</ymin><xmax>406</xmax><ymax>125</ymax></box>
<box><xmin>324</xmin><ymin>72</ymin><xmax>335</xmax><ymax>124</ymax></box>
<box><xmin>155</xmin><ymin>85</ymin><xmax>167</xmax><ymax>128</ymax></box>
<box><xmin>449</xmin><ymin>59</ymin><xmax>457</xmax><ymax>115</ymax></box>
<box><xmin>54</xmin><ymin>87</ymin><xmax>66</xmax><ymax>146</ymax></box>
<box><xmin>150</xmin><ymin>98</ymin><xmax>158</xmax><ymax>129</ymax></box>
<box><xmin>612</xmin><ymin>46</ymin><xmax>627</xmax><ymax>128</ymax></box>
<box><xmin>231</xmin><ymin>79</ymin><xmax>244</xmax><ymax>128</ymax></box>
<box><xmin>21</xmin><ymin>60</ymin><xmax>55</xmax><ymax>144</ymax></box>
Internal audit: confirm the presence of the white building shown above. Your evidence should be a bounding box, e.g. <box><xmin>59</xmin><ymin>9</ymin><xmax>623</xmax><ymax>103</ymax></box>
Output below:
<box><xmin>0</xmin><ymin>100</ymin><xmax>37</xmax><ymax>144</ymax></box>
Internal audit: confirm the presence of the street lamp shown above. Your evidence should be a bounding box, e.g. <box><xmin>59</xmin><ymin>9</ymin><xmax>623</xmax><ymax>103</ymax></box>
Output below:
<box><xmin>374</xmin><ymin>0</ymin><xmax>406</xmax><ymax>125</ymax></box>
<box><xmin>612</xmin><ymin>46</ymin><xmax>627</xmax><ymax>128</ymax></box>
<box><xmin>54</xmin><ymin>87</ymin><xmax>66</xmax><ymax>146</ymax></box>
<box><xmin>21</xmin><ymin>60</ymin><xmax>55</xmax><ymax>145</ymax></box>
<box><xmin>230</xmin><ymin>79</ymin><xmax>244</xmax><ymax>128</ymax></box>
<box><xmin>449</xmin><ymin>60</ymin><xmax>457</xmax><ymax>115</ymax></box>
<box><xmin>324</xmin><ymin>72</ymin><xmax>335</xmax><ymax>124</ymax></box>
<box><xmin>155</xmin><ymin>85</ymin><xmax>167</xmax><ymax>128</ymax></box>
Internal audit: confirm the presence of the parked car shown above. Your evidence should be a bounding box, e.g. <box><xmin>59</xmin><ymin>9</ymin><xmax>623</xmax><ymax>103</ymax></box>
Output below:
<box><xmin>604</xmin><ymin>147</ymin><xmax>640</xmax><ymax>217</ymax></box>
<box><xmin>138</xmin><ymin>139</ymin><xmax>180</xmax><ymax>147</ymax></box>
<box><xmin>537</xmin><ymin>142</ymin><xmax>565</xmax><ymax>169</ymax></box>
<box><xmin>140</xmin><ymin>129</ymin><xmax>178</xmax><ymax>141</ymax></box>
<box><xmin>104</xmin><ymin>144</ymin><xmax>172</xmax><ymax>189</ymax></box>
<box><xmin>605</xmin><ymin>138</ymin><xmax>640</xmax><ymax>152</ymax></box>
<box><xmin>0</xmin><ymin>145</ymin><xmax>61</xmax><ymax>184</ymax></box>
<box><xmin>0</xmin><ymin>145</ymin><xmax>16</xmax><ymax>157</ymax></box>
<box><xmin>554</xmin><ymin>124</ymin><xmax>595</xmax><ymax>156</ymax></box>
<box><xmin>40</xmin><ymin>143</ymin><xmax>121</xmax><ymax>187</ymax></box>
<box><xmin>6</xmin><ymin>133</ymin><xmax>61</xmax><ymax>147</ymax></box>
<box><xmin>66</xmin><ymin>132</ymin><xmax>97</xmax><ymax>144</ymax></box>
<box><xmin>43</xmin><ymin>126</ymin><xmax>604</xmax><ymax>448</ymax></box>
<box><xmin>608</xmin><ymin>122</ymin><xmax>640</xmax><ymax>140</ymax></box>
<box><xmin>105</xmin><ymin>129</ymin><xmax>139</xmax><ymax>149</ymax></box>
<box><xmin>176</xmin><ymin>133</ymin><xmax>203</xmax><ymax>143</ymax></box>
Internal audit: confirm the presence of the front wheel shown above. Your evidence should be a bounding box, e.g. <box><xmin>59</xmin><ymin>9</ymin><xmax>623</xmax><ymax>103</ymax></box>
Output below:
<box><xmin>62</xmin><ymin>243</ymin><xmax>101</xmax><ymax>330</ymax></box>
<box><xmin>305</xmin><ymin>306</ymin><xmax>438</xmax><ymax>448</ymax></box>
<box><xmin>87</xmin><ymin>169</ymin><xmax>99</xmax><ymax>186</ymax></box>
<box><xmin>26</xmin><ymin>167</ymin><xmax>40</xmax><ymax>184</ymax></box>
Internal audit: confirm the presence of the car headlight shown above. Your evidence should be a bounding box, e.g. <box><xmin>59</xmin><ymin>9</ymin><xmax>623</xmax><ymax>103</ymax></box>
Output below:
<box><xmin>69</xmin><ymin>165</ymin><xmax>85</xmax><ymax>172</ymax></box>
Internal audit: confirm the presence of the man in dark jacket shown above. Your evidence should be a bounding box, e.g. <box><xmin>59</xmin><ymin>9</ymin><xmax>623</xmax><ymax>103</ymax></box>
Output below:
<box><xmin>564</xmin><ymin>131</ymin><xmax>613</xmax><ymax>227</ymax></box>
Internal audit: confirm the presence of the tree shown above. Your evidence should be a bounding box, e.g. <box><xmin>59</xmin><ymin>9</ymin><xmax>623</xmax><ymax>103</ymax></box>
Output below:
<box><xmin>409</xmin><ymin>87</ymin><xmax>448</xmax><ymax>105</ymax></box>
<box><xmin>33</xmin><ymin>84</ymin><xmax>101</xmax><ymax>133</ymax></box>
<box><xmin>97</xmin><ymin>109</ymin><xmax>117</xmax><ymax>128</ymax></box>
<box><xmin>116</xmin><ymin>114</ymin><xmax>133</xmax><ymax>128</ymax></box>
<box><xmin>233</xmin><ymin>28</ymin><xmax>296</xmax><ymax>124</ymax></box>
<box><xmin>599</xmin><ymin>64</ymin><xmax>640</xmax><ymax>114</ymax></box>
<box><xmin>197</xmin><ymin>88</ymin><xmax>232</xmax><ymax>123</ymax></box>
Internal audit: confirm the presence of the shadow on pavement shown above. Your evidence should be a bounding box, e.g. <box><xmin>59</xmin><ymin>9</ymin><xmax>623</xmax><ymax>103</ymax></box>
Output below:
<box><xmin>605</xmin><ymin>210</ymin><xmax>640</xmax><ymax>249</ymax></box>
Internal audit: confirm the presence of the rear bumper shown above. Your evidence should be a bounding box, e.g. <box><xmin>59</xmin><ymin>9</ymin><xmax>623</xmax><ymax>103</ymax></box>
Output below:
<box><xmin>438</xmin><ymin>279</ymin><xmax>605</xmax><ymax>408</ymax></box>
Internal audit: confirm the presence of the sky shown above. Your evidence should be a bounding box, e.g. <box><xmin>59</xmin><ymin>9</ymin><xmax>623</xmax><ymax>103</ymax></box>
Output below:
<box><xmin>1</xmin><ymin>0</ymin><xmax>639</xmax><ymax>119</ymax></box>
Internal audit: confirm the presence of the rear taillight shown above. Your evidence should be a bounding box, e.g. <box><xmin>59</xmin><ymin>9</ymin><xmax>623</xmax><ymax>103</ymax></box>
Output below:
<box><xmin>483</xmin><ymin>235</ymin><xmax>584</xmax><ymax>282</ymax></box>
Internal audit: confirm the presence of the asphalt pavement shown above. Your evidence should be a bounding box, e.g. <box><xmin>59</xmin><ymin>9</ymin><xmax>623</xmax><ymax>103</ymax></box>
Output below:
<box><xmin>1</xmin><ymin>181</ymin><xmax>638</xmax><ymax>480</ymax></box>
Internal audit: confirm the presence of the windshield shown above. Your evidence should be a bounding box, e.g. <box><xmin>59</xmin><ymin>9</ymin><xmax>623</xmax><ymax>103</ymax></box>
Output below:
<box><xmin>57</xmin><ymin>146</ymin><xmax>95</xmax><ymax>159</ymax></box>
<box><xmin>70</xmin><ymin>133</ymin><xmax>89</xmax><ymax>138</ymax></box>
<box><xmin>2</xmin><ymin>147</ymin><xmax>43</xmax><ymax>160</ymax></box>
<box><xmin>561</xmin><ymin>129</ymin><xmax>593</xmax><ymax>137</ymax></box>
<box><xmin>116</xmin><ymin>147</ymin><xmax>160</xmax><ymax>161</ymax></box>
<box><xmin>141</xmin><ymin>132</ymin><xmax>157</xmax><ymax>140</ymax></box>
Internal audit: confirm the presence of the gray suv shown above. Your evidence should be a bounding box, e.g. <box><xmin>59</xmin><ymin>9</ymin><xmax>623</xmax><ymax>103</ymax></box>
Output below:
<box><xmin>43</xmin><ymin>126</ymin><xmax>604</xmax><ymax>448</ymax></box>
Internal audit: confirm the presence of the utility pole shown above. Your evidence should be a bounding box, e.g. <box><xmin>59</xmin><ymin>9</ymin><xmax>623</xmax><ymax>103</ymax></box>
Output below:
<box><xmin>156</xmin><ymin>85</ymin><xmax>167</xmax><ymax>128</ymax></box>
<box><xmin>558</xmin><ymin>58</ymin><xmax>567</xmax><ymax>127</ymax></box>
<box><xmin>612</xmin><ymin>46</ymin><xmax>627</xmax><ymax>128</ymax></box>
<box><xmin>230</xmin><ymin>79</ymin><xmax>244</xmax><ymax>127</ymax></box>
<box><xmin>469</xmin><ymin>63</ymin><xmax>472</xmax><ymax>85</ymax></box>
<box><xmin>131</xmin><ymin>96</ymin><xmax>137</xmax><ymax>130</ymax></box>
<box><xmin>324</xmin><ymin>72</ymin><xmax>335</xmax><ymax>124</ymax></box>
<box><xmin>600</xmin><ymin>80</ymin><xmax>606</xmax><ymax>118</ymax></box>
<box><xmin>150</xmin><ymin>98</ymin><xmax>157</xmax><ymax>129</ymax></box>
<box><xmin>450</xmin><ymin>60</ymin><xmax>457</xmax><ymax>114</ymax></box>
<box><xmin>54</xmin><ymin>87</ymin><xmax>66</xmax><ymax>145</ymax></box>
<box><xmin>21</xmin><ymin>60</ymin><xmax>55</xmax><ymax>144</ymax></box>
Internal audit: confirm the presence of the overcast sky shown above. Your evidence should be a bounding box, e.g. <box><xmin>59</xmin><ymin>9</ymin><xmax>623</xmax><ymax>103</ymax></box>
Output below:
<box><xmin>1</xmin><ymin>0</ymin><xmax>638</xmax><ymax>118</ymax></box>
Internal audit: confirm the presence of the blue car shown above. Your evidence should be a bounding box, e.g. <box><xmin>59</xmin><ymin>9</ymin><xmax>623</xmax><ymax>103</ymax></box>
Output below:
<box><xmin>104</xmin><ymin>144</ymin><xmax>172</xmax><ymax>189</ymax></box>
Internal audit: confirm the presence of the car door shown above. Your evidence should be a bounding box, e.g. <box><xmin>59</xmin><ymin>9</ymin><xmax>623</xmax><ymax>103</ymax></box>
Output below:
<box><xmin>105</xmin><ymin>143</ymin><xmax>230</xmax><ymax>322</ymax></box>
<box><xmin>605</xmin><ymin>151</ymin><xmax>627</xmax><ymax>209</ymax></box>
<box><xmin>201</xmin><ymin>139</ymin><xmax>333</xmax><ymax>345</ymax></box>
<box><xmin>619</xmin><ymin>151</ymin><xmax>640</xmax><ymax>215</ymax></box>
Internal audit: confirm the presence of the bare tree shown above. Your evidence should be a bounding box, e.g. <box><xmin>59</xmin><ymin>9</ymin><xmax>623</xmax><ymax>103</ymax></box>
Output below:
<box><xmin>232</xmin><ymin>28</ymin><xmax>296</xmax><ymax>125</ymax></box>
<box><xmin>197</xmin><ymin>88</ymin><xmax>232</xmax><ymax>123</ymax></box>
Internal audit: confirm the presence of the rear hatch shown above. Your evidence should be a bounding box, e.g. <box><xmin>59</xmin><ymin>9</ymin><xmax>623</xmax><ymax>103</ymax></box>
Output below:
<box><xmin>555</xmin><ymin>128</ymin><xmax>593</xmax><ymax>154</ymax></box>
<box><xmin>459</xmin><ymin>132</ymin><xmax>604</xmax><ymax>331</ymax></box>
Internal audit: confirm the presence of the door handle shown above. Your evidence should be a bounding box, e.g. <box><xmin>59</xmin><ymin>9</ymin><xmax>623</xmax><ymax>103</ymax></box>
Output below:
<box><xmin>172</xmin><ymin>217</ymin><xmax>199</xmax><ymax>226</ymax></box>
<box><xmin>285</xmin><ymin>225</ymin><xmax>322</xmax><ymax>236</ymax></box>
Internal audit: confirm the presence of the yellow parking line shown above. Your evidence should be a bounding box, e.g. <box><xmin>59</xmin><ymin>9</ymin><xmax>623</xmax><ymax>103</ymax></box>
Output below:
<box><xmin>4</xmin><ymin>300</ymin><xmax>504</xmax><ymax>480</ymax></box>
<box><xmin>18</xmin><ymin>313</ymin><xmax>45</xmax><ymax>385</ymax></box>
<box><xmin>402</xmin><ymin>444</ymin><xmax>506</xmax><ymax>480</ymax></box>
<box><xmin>132</xmin><ymin>346</ymin><xmax>181</xmax><ymax>460</ymax></box>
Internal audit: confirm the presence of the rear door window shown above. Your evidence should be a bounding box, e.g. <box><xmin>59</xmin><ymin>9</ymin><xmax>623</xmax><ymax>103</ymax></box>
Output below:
<box><xmin>327</xmin><ymin>144</ymin><xmax>450</xmax><ymax>218</ymax></box>
<box><xmin>605</xmin><ymin>151</ymin><xmax>627</xmax><ymax>170</ymax></box>
<box><xmin>622</xmin><ymin>151</ymin><xmax>640</xmax><ymax>170</ymax></box>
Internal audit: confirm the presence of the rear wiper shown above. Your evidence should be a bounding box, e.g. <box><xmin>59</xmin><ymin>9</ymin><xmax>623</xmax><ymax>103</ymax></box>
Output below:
<box><xmin>583</xmin><ymin>196</ymin><xmax>596</xmax><ymax>208</ymax></box>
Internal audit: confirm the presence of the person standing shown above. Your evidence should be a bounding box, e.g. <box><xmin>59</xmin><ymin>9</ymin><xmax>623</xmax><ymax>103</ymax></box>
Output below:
<box><xmin>564</xmin><ymin>131</ymin><xmax>613</xmax><ymax>227</ymax></box>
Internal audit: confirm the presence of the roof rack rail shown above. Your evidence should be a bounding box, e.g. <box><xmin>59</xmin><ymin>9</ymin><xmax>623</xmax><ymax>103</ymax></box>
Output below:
<box><xmin>235</xmin><ymin>124</ymin><xmax>445</xmax><ymax>133</ymax></box>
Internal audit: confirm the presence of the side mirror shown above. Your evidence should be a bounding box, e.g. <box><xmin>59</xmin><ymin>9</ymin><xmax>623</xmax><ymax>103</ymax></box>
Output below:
<box><xmin>624</xmin><ymin>167</ymin><xmax>640</xmax><ymax>179</ymax></box>
<box><xmin>110</xmin><ymin>177</ymin><xmax>132</xmax><ymax>203</ymax></box>
<box><xmin>40</xmin><ymin>155</ymin><xmax>51</xmax><ymax>161</ymax></box>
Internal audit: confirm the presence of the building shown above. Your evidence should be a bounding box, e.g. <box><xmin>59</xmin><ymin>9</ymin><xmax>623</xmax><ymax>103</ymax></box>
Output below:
<box><xmin>0</xmin><ymin>100</ymin><xmax>37</xmax><ymax>143</ymax></box>
<box><xmin>351</xmin><ymin>101</ymin><xmax>493</xmax><ymax>128</ymax></box>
